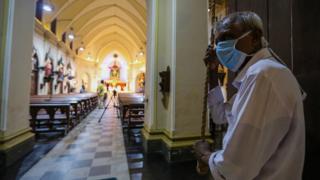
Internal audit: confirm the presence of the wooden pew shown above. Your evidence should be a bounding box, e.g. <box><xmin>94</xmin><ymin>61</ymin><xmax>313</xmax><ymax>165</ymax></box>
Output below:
<box><xmin>31</xmin><ymin>96</ymin><xmax>83</xmax><ymax>121</ymax></box>
<box><xmin>126</xmin><ymin>103</ymin><xmax>144</xmax><ymax>133</ymax></box>
<box><xmin>30</xmin><ymin>100</ymin><xmax>73</xmax><ymax>136</ymax></box>
<box><xmin>118</xmin><ymin>93</ymin><xmax>145</xmax><ymax>127</ymax></box>
<box><xmin>31</xmin><ymin>93</ymin><xmax>98</xmax><ymax>118</ymax></box>
<box><xmin>29</xmin><ymin>93</ymin><xmax>98</xmax><ymax>137</ymax></box>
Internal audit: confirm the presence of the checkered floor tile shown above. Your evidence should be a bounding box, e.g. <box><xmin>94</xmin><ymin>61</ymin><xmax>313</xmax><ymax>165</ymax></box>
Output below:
<box><xmin>21</xmin><ymin>99</ymin><xmax>130</xmax><ymax>180</ymax></box>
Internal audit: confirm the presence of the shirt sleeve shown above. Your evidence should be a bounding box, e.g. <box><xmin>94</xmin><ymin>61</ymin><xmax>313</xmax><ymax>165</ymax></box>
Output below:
<box><xmin>208</xmin><ymin>73</ymin><xmax>292</xmax><ymax>179</ymax></box>
<box><xmin>208</xmin><ymin>87</ymin><xmax>227</xmax><ymax>124</ymax></box>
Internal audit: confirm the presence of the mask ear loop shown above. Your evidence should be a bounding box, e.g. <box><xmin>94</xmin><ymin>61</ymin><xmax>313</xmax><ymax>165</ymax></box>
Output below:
<box><xmin>234</xmin><ymin>31</ymin><xmax>252</xmax><ymax>48</ymax></box>
<box><xmin>234</xmin><ymin>31</ymin><xmax>256</xmax><ymax>58</ymax></box>
<box><xmin>266</xmin><ymin>43</ymin><xmax>307</xmax><ymax>101</ymax></box>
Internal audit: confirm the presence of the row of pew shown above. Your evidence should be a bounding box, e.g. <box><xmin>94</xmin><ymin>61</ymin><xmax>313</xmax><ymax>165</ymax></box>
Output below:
<box><xmin>117</xmin><ymin>93</ymin><xmax>145</xmax><ymax>132</ymax></box>
<box><xmin>29</xmin><ymin>93</ymin><xmax>98</xmax><ymax>137</ymax></box>
<box><xmin>29</xmin><ymin>92</ymin><xmax>144</xmax><ymax>138</ymax></box>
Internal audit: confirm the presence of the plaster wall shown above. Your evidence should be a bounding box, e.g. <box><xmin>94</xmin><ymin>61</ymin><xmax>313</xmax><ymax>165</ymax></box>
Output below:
<box><xmin>4</xmin><ymin>0</ymin><xmax>36</xmax><ymax>135</ymax></box>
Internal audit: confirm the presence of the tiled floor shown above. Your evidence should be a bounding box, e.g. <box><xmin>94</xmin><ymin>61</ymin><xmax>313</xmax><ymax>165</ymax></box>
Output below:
<box><xmin>4</xmin><ymin>95</ymin><xmax>212</xmax><ymax>180</ymax></box>
<box><xmin>0</xmin><ymin>135</ymin><xmax>61</xmax><ymax>180</ymax></box>
<box><xmin>21</xmin><ymin>101</ymin><xmax>130</xmax><ymax>180</ymax></box>
<box><xmin>123</xmin><ymin>127</ymin><xmax>212</xmax><ymax>180</ymax></box>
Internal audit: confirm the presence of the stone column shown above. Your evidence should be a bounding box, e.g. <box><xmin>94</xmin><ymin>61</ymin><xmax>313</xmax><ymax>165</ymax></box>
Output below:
<box><xmin>143</xmin><ymin>0</ymin><xmax>210</xmax><ymax>162</ymax></box>
<box><xmin>0</xmin><ymin>0</ymin><xmax>36</xmax><ymax>167</ymax></box>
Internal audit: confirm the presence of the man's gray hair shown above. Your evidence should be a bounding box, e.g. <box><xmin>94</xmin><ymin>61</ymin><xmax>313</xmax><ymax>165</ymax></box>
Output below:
<box><xmin>216</xmin><ymin>11</ymin><xmax>264</xmax><ymax>35</ymax></box>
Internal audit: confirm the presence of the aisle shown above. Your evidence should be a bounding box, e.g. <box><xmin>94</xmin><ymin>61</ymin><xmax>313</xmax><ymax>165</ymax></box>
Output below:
<box><xmin>21</xmin><ymin>101</ymin><xmax>130</xmax><ymax>180</ymax></box>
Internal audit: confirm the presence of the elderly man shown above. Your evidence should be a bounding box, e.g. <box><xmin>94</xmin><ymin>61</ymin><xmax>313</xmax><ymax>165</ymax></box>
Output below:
<box><xmin>194</xmin><ymin>12</ymin><xmax>305</xmax><ymax>180</ymax></box>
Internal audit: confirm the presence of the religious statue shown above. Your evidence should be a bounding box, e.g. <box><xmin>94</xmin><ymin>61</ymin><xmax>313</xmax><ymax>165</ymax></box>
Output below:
<box><xmin>31</xmin><ymin>49</ymin><xmax>38</xmax><ymax>72</ymax></box>
<box><xmin>66</xmin><ymin>63</ymin><xmax>73</xmax><ymax>80</ymax></box>
<box><xmin>110</xmin><ymin>68</ymin><xmax>120</xmax><ymax>79</ymax></box>
<box><xmin>44</xmin><ymin>58</ymin><xmax>53</xmax><ymax>81</ymax></box>
<box><xmin>109</xmin><ymin>54</ymin><xmax>121</xmax><ymax>80</ymax></box>
<box><xmin>57</xmin><ymin>59</ymin><xmax>65</xmax><ymax>82</ymax></box>
<box><xmin>137</xmin><ymin>73</ymin><xmax>145</xmax><ymax>93</ymax></box>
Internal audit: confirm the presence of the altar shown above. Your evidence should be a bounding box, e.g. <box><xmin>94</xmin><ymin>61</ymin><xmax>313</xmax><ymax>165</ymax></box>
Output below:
<box><xmin>104</xmin><ymin>54</ymin><xmax>127</xmax><ymax>91</ymax></box>
<box><xmin>105</xmin><ymin>80</ymin><xmax>126</xmax><ymax>91</ymax></box>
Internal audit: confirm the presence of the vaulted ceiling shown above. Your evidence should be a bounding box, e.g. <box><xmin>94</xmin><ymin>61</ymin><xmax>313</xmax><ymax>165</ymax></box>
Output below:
<box><xmin>41</xmin><ymin>0</ymin><xmax>146</xmax><ymax>63</ymax></box>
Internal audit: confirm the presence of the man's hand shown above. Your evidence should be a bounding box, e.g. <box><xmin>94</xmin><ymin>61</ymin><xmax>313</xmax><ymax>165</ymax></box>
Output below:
<box><xmin>203</xmin><ymin>45</ymin><xmax>224</xmax><ymax>89</ymax></box>
<box><xmin>193</xmin><ymin>140</ymin><xmax>212</xmax><ymax>165</ymax></box>
<box><xmin>203</xmin><ymin>45</ymin><xmax>219</xmax><ymax>69</ymax></box>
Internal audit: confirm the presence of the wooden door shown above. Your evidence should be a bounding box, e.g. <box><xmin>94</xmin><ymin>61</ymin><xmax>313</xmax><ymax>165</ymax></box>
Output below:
<box><xmin>291</xmin><ymin>1</ymin><xmax>320</xmax><ymax>179</ymax></box>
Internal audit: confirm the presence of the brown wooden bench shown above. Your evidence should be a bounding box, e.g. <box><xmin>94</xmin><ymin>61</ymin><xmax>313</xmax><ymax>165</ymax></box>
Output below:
<box><xmin>29</xmin><ymin>93</ymin><xmax>98</xmax><ymax>137</ymax></box>
<box><xmin>31</xmin><ymin>93</ymin><xmax>98</xmax><ymax>118</ymax></box>
<box><xmin>127</xmin><ymin>104</ymin><xmax>145</xmax><ymax>133</ymax></box>
<box><xmin>118</xmin><ymin>93</ymin><xmax>145</xmax><ymax>127</ymax></box>
<box><xmin>30</xmin><ymin>101</ymin><xmax>72</xmax><ymax>136</ymax></box>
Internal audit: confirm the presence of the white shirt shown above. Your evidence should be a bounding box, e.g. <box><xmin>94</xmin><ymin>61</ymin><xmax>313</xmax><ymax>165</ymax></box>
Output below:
<box><xmin>208</xmin><ymin>48</ymin><xmax>305</xmax><ymax>180</ymax></box>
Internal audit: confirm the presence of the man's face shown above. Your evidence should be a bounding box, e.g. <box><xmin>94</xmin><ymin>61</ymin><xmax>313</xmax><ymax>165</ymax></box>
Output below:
<box><xmin>215</xmin><ymin>21</ymin><xmax>256</xmax><ymax>55</ymax></box>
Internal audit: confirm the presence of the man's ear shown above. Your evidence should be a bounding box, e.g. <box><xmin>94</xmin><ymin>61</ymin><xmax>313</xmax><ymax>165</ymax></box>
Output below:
<box><xmin>251</xmin><ymin>30</ymin><xmax>263</xmax><ymax>50</ymax></box>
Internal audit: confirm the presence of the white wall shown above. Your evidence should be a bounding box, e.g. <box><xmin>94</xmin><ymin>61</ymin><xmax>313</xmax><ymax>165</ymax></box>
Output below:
<box><xmin>145</xmin><ymin>0</ymin><xmax>208</xmax><ymax>139</ymax></box>
<box><xmin>0</xmin><ymin>0</ymin><xmax>4</xmax><ymax>114</ymax></box>
<box><xmin>145</xmin><ymin>0</ymin><xmax>157</xmax><ymax>130</ymax></box>
<box><xmin>75</xmin><ymin>59</ymin><xmax>97</xmax><ymax>92</ymax></box>
<box><xmin>0</xmin><ymin>0</ymin><xmax>3</xmax><ymax>47</ymax></box>
<box><xmin>3</xmin><ymin>0</ymin><xmax>36</xmax><ymax>134</ymax></box>
<box><xmin>174</xmin><ymin>0</ymin><xmax>208</xmax><ymax>137</ymax></box>
<box><xmin>156</xmin><ymin>0</ymin><xmax>174</xmax><ymax>132</ymax></box>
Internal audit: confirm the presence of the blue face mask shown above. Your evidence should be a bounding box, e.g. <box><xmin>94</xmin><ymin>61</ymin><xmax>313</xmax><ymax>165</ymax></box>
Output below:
<box><xmin>216</xmin><ymin>31</ymin><xmax>252</xmax><ymax>72</ymax></box>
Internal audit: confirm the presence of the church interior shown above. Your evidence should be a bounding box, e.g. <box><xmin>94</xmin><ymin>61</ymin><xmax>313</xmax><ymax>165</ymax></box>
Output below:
<box><xmin>0</xmin><ymin>0</ymin><xmax>320</xmax><ymax>179</ymax></box>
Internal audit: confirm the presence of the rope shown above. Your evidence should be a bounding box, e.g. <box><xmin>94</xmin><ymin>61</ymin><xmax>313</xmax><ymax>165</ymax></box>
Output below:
<box><xmin>201</xmin><ymin>0</ymin><xmax>216</xmax><ymax>139</ymax></box>
<box><xmin>196</xmin><ymin>0</ymin><xmax>216</xmax><ymax>175</ymax></box>
<box><xmin>196</xmin><ymin>66</ymin><xmax>211</xmax><ymax>175</ymax></box>
<box><xmin>201</xmin><ymin>66</ymin><xmax>210</xmax><ymax>139</ymax></box>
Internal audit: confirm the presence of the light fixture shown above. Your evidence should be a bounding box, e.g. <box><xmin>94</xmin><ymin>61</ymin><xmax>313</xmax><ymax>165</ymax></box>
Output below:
<box><xmin>68</xmin><ymin>33</ymin><xmax>74</xmax><ymax>40</ymax></box>
<box><xmin>130</xmin><ymin>57</ymin><xmax>141</xmax><ymax>65</ymax></box>
<box><xmin>79</xmin><ymin>46</ymin><xmax>85</xmax><ymax>52</ymax></box>
<box><xmin>208</xmin><ymin>8</ymin><xmax>211</xmax><ymax>12</ymax></box>
<box><xmin>86</xmin><ymin>53</ymin><xmax>92</xmax><ymax>61</ymax></box>
<box><xmin>79</xmin><ymin>42</ymin><xmax>85</xmax><ymax>52</ymax></box>
<box><xmin>138</xmin><ymin>48</ymin><xmax>144</xmax><ymax>56</ymax></box>
<box><xmin>43</xmin><ymin>4</ymin><xmax>53</xmax><ymax>12</ymax></box>
<box><xmin>68</xmin><ymin>28</ymin><xmax>75</xmax><ymax>41</ymax></box>
<box><xmin>43</xmin><ymin>0</ymin><xmax>54</xmax><ymax>12</ymax></box>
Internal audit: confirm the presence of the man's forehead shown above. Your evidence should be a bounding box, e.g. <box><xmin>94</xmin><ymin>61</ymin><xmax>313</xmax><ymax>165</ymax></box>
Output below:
<box><xmin>215</xmin><ymin>22</ymin><xmax>244</xmax><ymax>40</ymax></box>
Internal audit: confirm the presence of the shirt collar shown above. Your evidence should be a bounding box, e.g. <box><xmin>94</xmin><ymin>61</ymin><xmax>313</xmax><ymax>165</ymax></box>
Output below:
<box><xmin>232</xmin><ymin>48</ymin><xmax>273</xmax><ymax>89</ymax></box>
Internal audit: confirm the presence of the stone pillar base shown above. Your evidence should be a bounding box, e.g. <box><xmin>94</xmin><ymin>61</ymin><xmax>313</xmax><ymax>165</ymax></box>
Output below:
<box><xmin>0</xmin><ymin>128</ymin><xmax>35</xmax><ymax>169</ymax></box>
<box><xmin>142</xmin><ymin>128</ymin><xmax>212</xmax><ymax>163</ymax></box>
